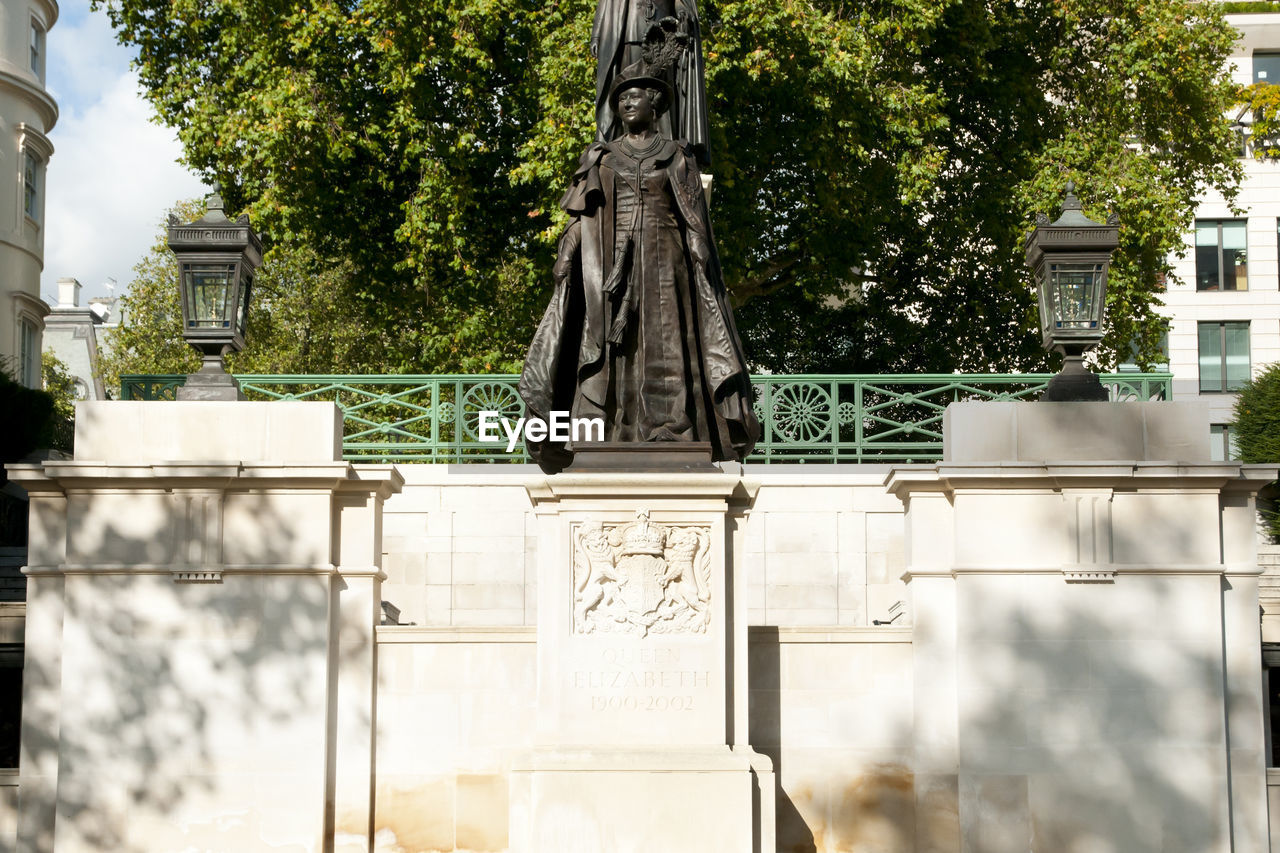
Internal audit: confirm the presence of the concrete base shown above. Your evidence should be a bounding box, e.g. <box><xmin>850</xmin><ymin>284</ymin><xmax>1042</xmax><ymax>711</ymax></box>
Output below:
<box><xmin>565</xmin><ymin>442</ymin><xmax>716</xmax><ymax>471</ymax></box>
<box><xmin>174</xmin><ymin>368</ymin><xmax>245</xmax><ymax>401</ymax></box>
<box><xmin>943</xmin><ymin>400</ymin><xmax>1211</xmax><ymax>462</ymax></box>
<box><xmin>520</xmin><ymin>471</ymin><xmax>774</xmax><ymax>851</ymax></box>
<box><xmin>510</xmin><ymin>747</ymin><xmax>756</xmax><ymax>853</ymax></box>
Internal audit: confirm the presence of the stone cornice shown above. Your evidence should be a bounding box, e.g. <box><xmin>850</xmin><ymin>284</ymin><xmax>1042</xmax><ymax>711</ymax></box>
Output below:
<box><xmin>32</xmin><ymin>0</ymin><xmax>59</xmax><ymax>28</ymax></box>
<box><xmin>17</xmin><ymin>122</ymin><xmax>53</xmax><ymax>159</ymax></box>
<box><xmin>885</xmin><ymin>461</ymin><xmax>1278</xmax><ymax>500</ymax></box>
<box><xmin>0</xmin><ymin>72</ymin><xmax>57</xmax><ymax>131</ymax></box>
<box><xmin>10</xmin><ymin>291</ymin><xmax>49</xmax><ymax>322</ymax></box>
<box><xmin>526</xmin><ymin>471</ymin><xmax>753</xmax><ymax>504</ymax></box>
<box><xmin>4</xmin><ymin>461</ymin><xmax>403</xmax><ymax>497</ymax></box>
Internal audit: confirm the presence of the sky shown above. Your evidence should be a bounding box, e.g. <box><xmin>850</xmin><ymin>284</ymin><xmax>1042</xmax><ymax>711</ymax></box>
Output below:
<box><xmin>39</xmin><ymin>3</ymin><xmax>208</xmax><ymax>308</ymax></box>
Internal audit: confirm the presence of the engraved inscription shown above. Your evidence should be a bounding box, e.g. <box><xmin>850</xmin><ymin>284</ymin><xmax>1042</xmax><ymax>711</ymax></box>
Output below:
<box><xmin>571</xmin><ymin>648</ymin><xmax>711</xmax><ymax>712</ymax></box>
<box><xmin>572</xmin><ymin>510</ymin><xmax>712</xmax><ymax>636</ymax></box>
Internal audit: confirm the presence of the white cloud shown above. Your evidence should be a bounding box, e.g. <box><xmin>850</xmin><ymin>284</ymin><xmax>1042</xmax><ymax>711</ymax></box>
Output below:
<box><xmin>45</xmin><ymin>4</ymin><xmax>127</xmax><ymax>115</ymax></box>
<box><xmin>40</xmin><ymin>6</ymin><xmax>207</xmax><ymax>306</ymax></box>
<box><xmin>41</xmin><ymin>71</ymin><xmax>206</xmax><ymax>306</ymax></box>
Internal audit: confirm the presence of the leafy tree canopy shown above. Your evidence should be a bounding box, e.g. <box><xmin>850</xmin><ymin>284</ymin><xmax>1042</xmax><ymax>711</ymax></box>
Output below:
<box><xmin>94</xmin><ymin>0</ymin><xmax>1245</xmax><ymax>374</ymax></box>
<box><xmin>1233</xmin><ymin>361</ymin><xmax>1280</xmax><ymax>542</ymax></box>
<box><xmin>1243</xmin><ymin>80</ymin><xmax>1280</xmax><ymax>161</ymax></box>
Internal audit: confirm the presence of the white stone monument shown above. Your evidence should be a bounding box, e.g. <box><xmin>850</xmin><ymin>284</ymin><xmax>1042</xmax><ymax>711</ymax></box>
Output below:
<box><xmin>511</xmin><ymin>471</ymin><xmax>775</xmax><ymax>852</ymax></box>
<box><xmin>7</xmin><ymin>402</ymin><xmax>401</xmax><ymax>853</ymax></box>
<box><xmin>888</xmin><ymin>401</ymin><xmax>1277</xmax><ymax>852</ymax></box>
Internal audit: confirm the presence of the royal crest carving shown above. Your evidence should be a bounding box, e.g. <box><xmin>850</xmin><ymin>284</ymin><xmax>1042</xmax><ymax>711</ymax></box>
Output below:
<box><xmin>573</xmin><ymin>509</ymin><xmax>712</xmax><ymax>636</ymax></box>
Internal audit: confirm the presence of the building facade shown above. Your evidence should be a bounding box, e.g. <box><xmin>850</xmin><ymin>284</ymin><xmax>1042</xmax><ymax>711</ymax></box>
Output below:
<box><xmin>41</xmin><ymin>278</ymin><xmax>110</xmax><ymax>401</ymax></box>
<box><xmin>1164</xmin><ymin>12</ymin><xmax>1280</xmax><ymax>459</ymax></box>
<box><xmin>0</xmin><ymin>0</ymin><xmax>55</xmax><ymax>388</ymax></box>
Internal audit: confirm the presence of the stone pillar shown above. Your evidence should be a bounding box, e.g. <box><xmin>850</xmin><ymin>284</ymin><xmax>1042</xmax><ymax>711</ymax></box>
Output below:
<box><xmin>511</xmin><ymin>471</ymin><xmax>773</xmax><ymax>853</ymax></box>
<box><xmin>6</xmin><ymin>402</ymin><xmax>401</xmax><ymax>853</ymax></box>
<box><xmin>887</xmin><ymin>402</ymin><xmax>1277</xmax><ymax>853</ymax></box>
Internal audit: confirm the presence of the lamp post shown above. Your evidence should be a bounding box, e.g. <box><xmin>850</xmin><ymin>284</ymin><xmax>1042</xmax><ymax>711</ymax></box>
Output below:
<box><xmin>167</xmin><ymin>186</ymin><xmax>263</xmax><ymax>401</ymax></box>
<box><xmin>1024</xmin><ymin>183</ymin><xmax>1120</xmax><ymax>402</ymax></box>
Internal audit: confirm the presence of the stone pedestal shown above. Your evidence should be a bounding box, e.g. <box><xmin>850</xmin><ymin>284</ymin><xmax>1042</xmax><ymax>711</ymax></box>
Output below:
<box><xmin>888</xmin><ymin>402</ymin><xmax>1278</xmax><ymax>853</ymax></box>
<box><xmin>512</xmin><ymin>471</ymin><xmax>774</xmax><ymax>853</ymax></box>
<box><xmin>6</xmin><ymin>402</ymin><xmax>401</xmax><ymax>853</ymax></box>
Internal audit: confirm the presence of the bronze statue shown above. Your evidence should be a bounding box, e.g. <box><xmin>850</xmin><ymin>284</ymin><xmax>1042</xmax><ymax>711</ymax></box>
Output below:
<box><xmin>518</xmin><ymin>69</ymin><xmax>758</xmax><ymax>473</ymax></box>
<box><xmin>591</xmin><ymin>0</ymin><xmax>711</xmax><ymax>165</ymax></box>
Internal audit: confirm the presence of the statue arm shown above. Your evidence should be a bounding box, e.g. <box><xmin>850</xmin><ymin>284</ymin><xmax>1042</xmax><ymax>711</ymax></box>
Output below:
<box><xmin>554</xmin><ymin>219</ymin><xmax>583</xmax><ymax>288</ymax></box>
<box><xmin>591</xmin><ymin>0</ymin><xmax>614</xmax><ymax>57</ymax></box>
<box><xmin>670</xmin><ymin>148</ymin><xmax>712</xmax><ymax>269</ymax></box>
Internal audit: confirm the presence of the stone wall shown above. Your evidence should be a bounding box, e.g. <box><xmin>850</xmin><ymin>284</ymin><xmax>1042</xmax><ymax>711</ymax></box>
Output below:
<box><xmin>379</xmin><ymin>466</ymin><xmax>909</xmax><ymax>630</ymax></box>
<box><xmin>8</xmin><ymin>399</ymin><xmax>1276</xmax><ymax>853</ymax></box>
<box><xmin>371</xmin><ymin>626</ymin><xmax>914</xmax><ymax>853</ymax></box>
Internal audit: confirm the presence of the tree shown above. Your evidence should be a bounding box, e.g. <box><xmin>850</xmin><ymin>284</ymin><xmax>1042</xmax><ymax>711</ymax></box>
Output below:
<box><xmin>40</xmin><ymin>353</ymin><xmax>76</xmax><ymax>453</ymax></box>
<box><xmin>1233</xmin><ymin>362</ymin><xmax>1280</xmax><ymax>543</ymax></box>
<box><xmin>100</xmin><ymin>200</ymin><xmax>384</xmax><ymax>393</ymax></box>
<box><xmin>1242</xmin><ymin>81</ymin><xmax>1280</xmax><ymax>161</ymax></box>
<box><xmin>94</xmin><ymin>0</ymin><xmax>1244</xmax><ymax>374</ymax></box>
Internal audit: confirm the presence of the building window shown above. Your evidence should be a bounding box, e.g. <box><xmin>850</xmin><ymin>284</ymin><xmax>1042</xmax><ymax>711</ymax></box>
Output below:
<box><xmin>1195</xmin><ymin>220</ymin><xmax>1248</xmax><ymax>291</ymax></box>
<box><xmin>1198</xmin><ymin>321</ymin><xmax>1250</xmax><ymax>393</ymax></box>
<box><xmin>18</xmin><ymin>319</ymin><xmax>38</xmax><ymax>389</ymax></box>
<box><xmin>1210</xmin><ymin>424</ymin><xmax>1238</xmax><ymax>462</ymax></box>
<box><xmin>29</xmin><ymin>19</ymin><xmax>44</xmax><ymax>82</ymax></box>
<box><xmin>23</xmin><ymin>153</ymin><xmax>40</xmax><ymax>221</ymax></box>
<box><xmin>1255</xmin><ymin>52</ymin><xmax>1280</xmax><ymax>85</ymax></box>
<box><xmin>1117</xmin><ymin>327</ymin><xmax>1169</xmax><ymax>373</ymax></box>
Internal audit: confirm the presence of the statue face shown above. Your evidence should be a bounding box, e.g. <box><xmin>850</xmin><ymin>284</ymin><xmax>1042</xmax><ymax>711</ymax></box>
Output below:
<box><xmin>617</xmin><ymin>86</ymin><xmax>655</xmax><ymax>130</ymax></box>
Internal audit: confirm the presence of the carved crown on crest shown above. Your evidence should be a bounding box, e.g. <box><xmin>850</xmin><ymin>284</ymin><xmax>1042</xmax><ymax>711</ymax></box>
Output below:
<box><xmin>617</xmin><ymin>508</ymin><xmax>666</xmax><ymax>556</ymax></box>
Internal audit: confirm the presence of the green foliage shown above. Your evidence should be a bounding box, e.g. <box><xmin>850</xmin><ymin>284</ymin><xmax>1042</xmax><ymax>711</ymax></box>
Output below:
<box><xmin>1220</xmin><ymin>2</ymin><xmax>1280</xmax><ymax>13</ymax></box>
<box><xmin>101</xmin><ymin>200</ymin><xmax>388</xmax><ymax>391</ymax></box>
<box><xmin>1242</xmin><ymin>82</ymin><xmax>1280</xmax><ymax>161</ymax></box>
<box><xmin>1233</xmin><ymin>362</ymin><xmax>1280</xmax><ymax>542</ymax></box>
<box><xmin>40</xmin><ymin>353</ymin><xmax>76</xmax><ymax>453</ymax></box>
<box><xmin>95</xmin><ymin>0</ymin><xmax>1244</xmax><ymax>374</ymax></box>
<box><xmin>0</xmin><ymin>361</ymin><xmax>55</xmax><ymax>467</ymax></box>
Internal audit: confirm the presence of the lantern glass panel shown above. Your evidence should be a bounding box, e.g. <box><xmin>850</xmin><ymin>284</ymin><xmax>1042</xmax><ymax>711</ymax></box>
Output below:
<box><xmin>1049</xmin><ymin>263</ymin><xmax>1103</xmax><ymax>330</ymax></box>
<box><xmin>183</xmin><ymin>263</ymin><xmax>237</xmax><ymax>328</ymax></box>
<box><xmin>236</xmin><ymin>274</ymin><xmax>253</xmax><ymax>338</ymax></box>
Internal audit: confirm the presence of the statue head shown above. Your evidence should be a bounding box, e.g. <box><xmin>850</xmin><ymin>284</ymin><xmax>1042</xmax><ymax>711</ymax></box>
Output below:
<box><xmin>608</xmin><ymin>62</ymin><xmax>672</xmax><ymax>118</ymax></box>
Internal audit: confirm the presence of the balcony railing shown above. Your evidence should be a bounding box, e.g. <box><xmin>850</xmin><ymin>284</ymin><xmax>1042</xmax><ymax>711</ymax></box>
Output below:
<box><xmin>120</xmin><ymin>372</ymin><xmax>1173</xmax><ymax>464</ymax></box>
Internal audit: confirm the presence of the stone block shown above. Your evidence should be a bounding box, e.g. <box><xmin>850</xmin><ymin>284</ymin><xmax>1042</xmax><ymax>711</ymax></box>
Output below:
<box><xmin>511</xmin><ymin>750</ymin><xmax>753</xmax><ymax>853</ymax></box>
<box><xmin>425</xmin><ymin>553</ymin><xmax>452</xmax><ymax>585</ymax></box>
<box><xmin>424</xmin><ymin>585</ymin><xmax>452</xmax><ymax>624</ymax></box>
<box><xmin>373</xmin><ymin>776</ymin><xmax>456</xmax><ymax>853</ymax></box>
<box><xmin>766</xmin><ymin>608</ymin><xmax>838</xmax><ymax>627</ymax></box>
<box><xmin>767</xmin><ymin>584</ymin><xmax>837</xmax><ymax>611</ymax></box>
<box><xmin>766</xmin><ymin>552</ymin><xmax>838</xmax><ymax>587</ymax></box>
<box><xmin>383</xmin><ymin>551</ymin><xmax>426</xmax><ymax>585</ymax></box>
<box><xmin>454</xmin><ymin>583</ymin><xmax>526</xmax><ymax>611</ymax></box>
<box><xmin>944</xmin><ymin>400</ymin><xmax>1211</xmax><ymax>463</ymax></box>
<box><xmin>450</xmin><ymin>608</ymin><xmax>526</xmax><ymax>627</ymax></box>
<box><xmin>825</xmin><ymin>763</ymin><xmax>917</xmax><ymax>852</ymax></box>
<box><xmin>837</xmin><ymin>576</ymin><xmax>868</xmax><ymax>626</ymax></box>
<box><xmin>457</xmin><ymin>773</ymin><xmax>509</xmax><ymax>851</ymax></box>
<box><xmin>959</xmin><ymin>773</ymin><xmax>1029</xmax><ymax>853</ymax></box>
<box><xmin>73</xmin><ymin>401</ymin><xmax>342</xmax><ymax>463</ymax></box>
<box><xmin>454</xmin><ymin>511</ymin><xmax>529</xmax><ymax>539</ymax></box>
<box><xmin>765</xmin><ymin>512</ymin><xmax>837</xmax><ymax>553</ymax></box>
<box><xmin>451</xmin><ymin>552</ymin><xmax>525</xmax><ymax>585</ymax></box>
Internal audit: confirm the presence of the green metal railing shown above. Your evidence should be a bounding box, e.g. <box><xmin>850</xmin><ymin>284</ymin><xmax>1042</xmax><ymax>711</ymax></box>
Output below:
<box><xmin>120</xmin><ymin>372</ymin><xmax>1173</xmax><ymax>464</ymax></box>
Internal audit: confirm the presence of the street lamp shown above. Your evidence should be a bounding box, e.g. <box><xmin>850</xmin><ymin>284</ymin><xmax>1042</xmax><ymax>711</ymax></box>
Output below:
<box><xmin>1024</xmin><ymin>182</ymin><xmax>1120</xmax><ymax>402</ymax></box>
<box><xmin>167</xmin><ymin>186</ymin><xmax>263</xmax><ymax>401</ymax></box>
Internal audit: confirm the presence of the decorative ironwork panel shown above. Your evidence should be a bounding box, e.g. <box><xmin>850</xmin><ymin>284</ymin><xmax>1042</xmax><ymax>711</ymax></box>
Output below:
<box><xmin>120</xmin><ymin>372</ymin><xmax>1172</xmax><ymax>464</ymax></box>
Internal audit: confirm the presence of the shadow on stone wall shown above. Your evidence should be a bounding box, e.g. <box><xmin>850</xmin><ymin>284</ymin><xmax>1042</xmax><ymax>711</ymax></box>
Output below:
<box><xmin>748</xmin><ymin>498</ymin><xmax>1240</xmax><ymax>853</ymax></box>
<box><xmin>20</xmin><ymin>488</ymin><xmax>369</xmax><ymax>852</ymax></box>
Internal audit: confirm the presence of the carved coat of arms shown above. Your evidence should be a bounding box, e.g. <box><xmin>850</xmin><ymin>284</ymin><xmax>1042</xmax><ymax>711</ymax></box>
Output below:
<box><xmin>573</xmin><ymin>509</ymin><xmax>712</xmax><ymax>636</ymax></box>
